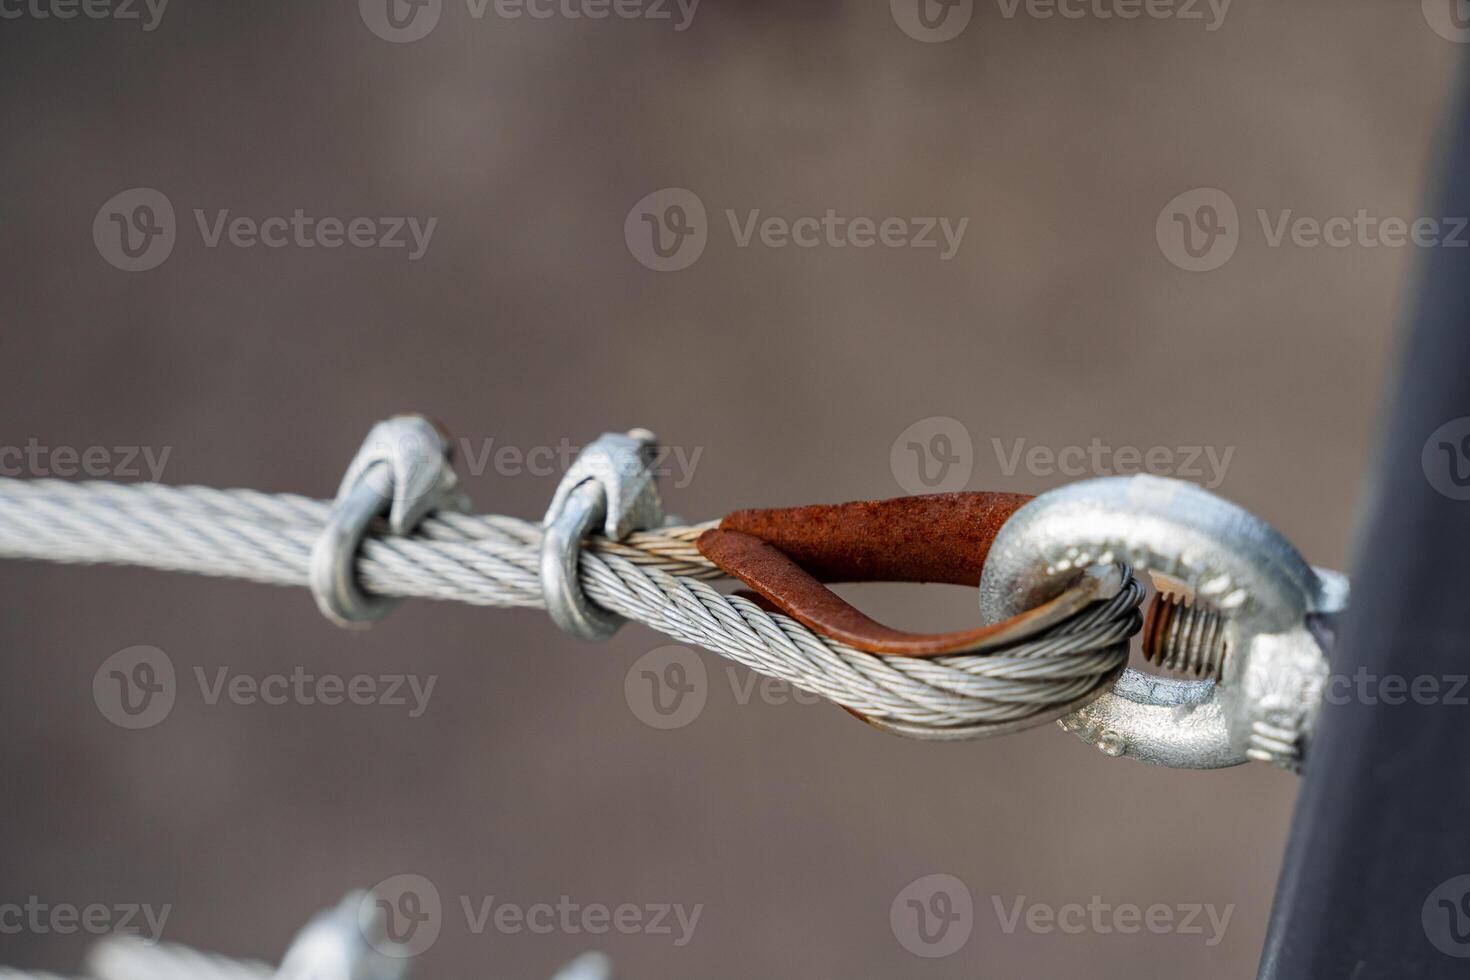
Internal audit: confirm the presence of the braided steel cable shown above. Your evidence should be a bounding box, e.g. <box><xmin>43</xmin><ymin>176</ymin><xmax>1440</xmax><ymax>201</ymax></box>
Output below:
<box><xmin>0</xmin><ymin>479</ymin><xmax>1141</xmax><ymax>735</ymax></box>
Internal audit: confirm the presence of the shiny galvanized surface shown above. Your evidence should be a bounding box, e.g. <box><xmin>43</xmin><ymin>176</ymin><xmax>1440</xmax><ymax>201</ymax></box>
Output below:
<box><xmin>309</xmin><ymin>416</ymin><xmax>468</xmax><ymax>628</ymax></box>
<box><xmin>541</xmin><ymin>429</ymin><xmax>665</xmax><ymax>641</ymax></box>
<box><xmin>978</xmin><ymin>475</ymin><xmax>1350</xmax><ymax>770</ymax></box>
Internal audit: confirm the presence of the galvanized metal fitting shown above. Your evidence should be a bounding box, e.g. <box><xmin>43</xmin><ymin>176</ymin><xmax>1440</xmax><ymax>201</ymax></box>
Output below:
<box><xmin>277</xmin><ymin>891</ymin><xmax>408</xmax><ymax>980</ymax></box>
<box><xmin>977</xmin><ymin>475</ymin><xmax>1348</xmax><ymax>771</ymax></box>
<box><xmin>310</xmin><ymin>415</ymin><xmax>469</xmax><ymax>628</ymax></box>
<box><xmin>541</xmin><ymin>429</ymin><xmax>665</xmax><ymax>641</ymax></box>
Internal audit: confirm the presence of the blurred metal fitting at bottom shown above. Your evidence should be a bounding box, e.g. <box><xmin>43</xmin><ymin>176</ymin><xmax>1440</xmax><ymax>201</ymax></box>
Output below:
<box><xmin>0</xmin><ymin>889</ymin><xmax>616</xmax><ymax>980</ymax></box>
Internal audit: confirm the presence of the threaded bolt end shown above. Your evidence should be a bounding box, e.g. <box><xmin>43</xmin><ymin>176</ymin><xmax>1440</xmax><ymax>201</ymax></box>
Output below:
<box><xmin>1142</xmin><ymin>592</ymin><xmax>1229</xmax><ymax>680</ymax></box>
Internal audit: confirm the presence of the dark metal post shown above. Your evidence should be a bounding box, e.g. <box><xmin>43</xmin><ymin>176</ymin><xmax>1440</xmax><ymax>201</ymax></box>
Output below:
<box><xmin>1258</xmin><ymin>69</ymin><xmax>1470</xmax><ymax>979</ymax></box>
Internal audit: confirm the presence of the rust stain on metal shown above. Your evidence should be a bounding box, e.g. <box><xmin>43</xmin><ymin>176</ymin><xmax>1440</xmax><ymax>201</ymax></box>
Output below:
<box><xmin>698</xmin><ymin>492</ymin><xmax>1102</xmax><ymax>657</ymax></box>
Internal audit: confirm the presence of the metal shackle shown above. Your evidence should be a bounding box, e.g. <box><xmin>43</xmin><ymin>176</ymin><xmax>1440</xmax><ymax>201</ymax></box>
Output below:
<box><xmin>977</xmin><ymin>475</ymin><xmax>1347</xmax><ymax>770</ymax></box>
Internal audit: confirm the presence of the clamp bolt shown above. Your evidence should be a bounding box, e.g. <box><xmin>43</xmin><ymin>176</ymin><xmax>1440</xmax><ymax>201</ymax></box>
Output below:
<box><xmin>1141</xmin><ymin>591</ymin><xmax>1229</xmax><ymax>680</ymax></box>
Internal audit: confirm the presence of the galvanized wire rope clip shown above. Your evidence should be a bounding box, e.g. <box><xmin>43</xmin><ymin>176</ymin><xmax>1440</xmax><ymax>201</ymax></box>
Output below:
<box><xmin>310</xmin><ymin>415</ymin><xmax>470</xmax><ymax>627</ymax></box>
<box><xmin>977</xmin><ymin>475</ymin><xmax>1349</xmax><ymax>771</ymax></box>
<box><xmin>541</xmin><ymin>428</ymin><xmax>665</xmax><ymax>640</ymax></box>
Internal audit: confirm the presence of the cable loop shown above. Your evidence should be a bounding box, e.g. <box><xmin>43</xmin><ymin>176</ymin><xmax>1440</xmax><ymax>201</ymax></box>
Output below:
<box><xmin>309</xmin><ymin>416</ymin><xmax>468</xmax><ymax>627</ymax></box>
<box><xmin>540</xmin><ymin>429</ymin><xmax>664</xmax><ymax>641</ymax></box>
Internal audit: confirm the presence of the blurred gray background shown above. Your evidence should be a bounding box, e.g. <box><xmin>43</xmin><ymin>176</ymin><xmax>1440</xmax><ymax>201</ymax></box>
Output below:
<box><xmin>0</xmin><ymin>2</ymin><xmax>1462</xmax><ymax>977</ymax></box>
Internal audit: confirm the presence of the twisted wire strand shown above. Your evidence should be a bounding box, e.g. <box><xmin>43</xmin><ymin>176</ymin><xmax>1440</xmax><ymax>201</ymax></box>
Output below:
<box><xmin>0</xmin><ymin>479</ymin><xmax>1141</xmax><ymax>735</ymax></box>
